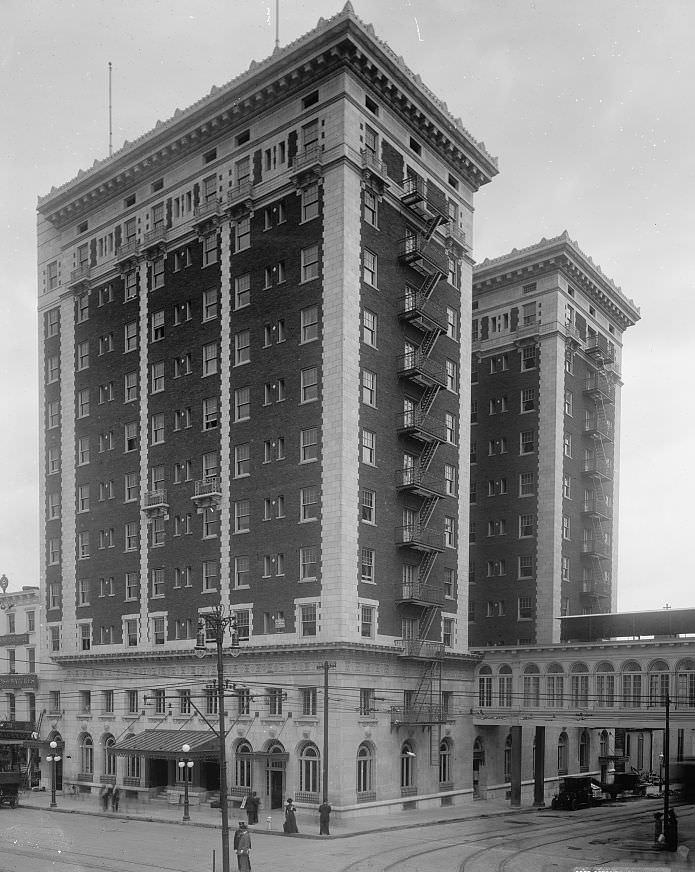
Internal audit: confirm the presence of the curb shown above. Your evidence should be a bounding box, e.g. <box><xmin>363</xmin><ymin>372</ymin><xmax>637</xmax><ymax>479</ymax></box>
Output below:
<box><xmin>18</xmin><ymin>799</ymin><xmax>541</xmax><ymax>840</ymax></box>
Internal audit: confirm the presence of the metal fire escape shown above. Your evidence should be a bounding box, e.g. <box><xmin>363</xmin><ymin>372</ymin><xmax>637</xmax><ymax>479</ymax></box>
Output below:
<box><xmin>581</xmin><ymin>338</ymin><xmax>617</xmax><ymax>610</ymax></box>
<box><xmin>392</xmin><ymin>174</ymin><xmax>452</xmax><ymax>759</ymax></box>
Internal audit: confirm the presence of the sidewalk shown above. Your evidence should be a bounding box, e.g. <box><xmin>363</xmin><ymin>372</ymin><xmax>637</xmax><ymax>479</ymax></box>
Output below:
<box><xmin>18</xmin><ymin>788</ymin><xmax>532</xmax><ymax>839</ymax></box>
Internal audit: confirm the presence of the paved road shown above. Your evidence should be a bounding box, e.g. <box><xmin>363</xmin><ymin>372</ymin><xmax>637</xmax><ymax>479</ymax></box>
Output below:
<box><xmin>0</xmin><ymin>801</ymin><xmax>691</xmax><ymax>872</ymax></box>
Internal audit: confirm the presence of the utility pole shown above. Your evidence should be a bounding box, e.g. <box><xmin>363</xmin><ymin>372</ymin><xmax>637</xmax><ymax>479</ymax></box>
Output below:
<box><xmin>317</xmin><ymin>660</ymin><xmax>335</xmax><ymax>803</ymax></box>
<box><xmin>196</xmin><ymin>609</ymin><xmax>239</xmax><ymax>872</ymax></box>
<box><xmin>663</xmin><ymin>690</ymin><xmax>670</xmax><ymax>844</ymax></box>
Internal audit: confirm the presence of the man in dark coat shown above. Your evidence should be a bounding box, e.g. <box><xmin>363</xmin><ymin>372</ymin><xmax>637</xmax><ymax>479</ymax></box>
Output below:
<box><xmin>318</xmin><ymin>799</ymin><xmax>332</xmax><ymax>835</ymax></box>
<box><xmin>246</xmin><ymin>790</ymin><xmax>260</xmax><ymax>825</ymax></box>
<box><xmin>233</xmin><ymin>821</ymin><xmax>252</xmax><ymax>871</ymax></box>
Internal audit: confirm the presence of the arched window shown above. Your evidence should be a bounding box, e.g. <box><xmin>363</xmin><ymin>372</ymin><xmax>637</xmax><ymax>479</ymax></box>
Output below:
<box><xmin>400</xmin><ymin>741</ymin><xmax>415</xmax><ymax>789</ymax></box>
<box><xmin>523</xmin><ymin>664</ymin><xmax>540</xmax><ymax>707</ymax></box>
<box><xmin>546</xmin><ymin>664</ymin><xmax>564</xmax><ymax>708</ymax></box>
<box><xmin>478</xmin><ymin>665</ymin><xmax>492</xmax><ymax>707</ymax></box>
<box><xmin>356</xmin><ymin>743</ymin><xmax>374</xmax><ymax>795</ymax></box>
<box><xmin>80</xmin><ymin>733</ymin><xmax>94</xmax><ymax>775</ymax></box>
<box><xmin>498</xmin><ymin>666</ymin><xmax>512</xmax><ymax>707</ymax></box>
<box><xmin>570</xmin><ymin>663</ymin><xmax>589</xmax><ymax>707</ymax></box>
<box><xmin>676</xmin><ymin>659</ymin><xmax>695</xmax><ymax>709</ymax></box>
<box><xmin>599</xmin><ymin>730</ymin><xmax>609</xmax><ymax>758</ymax></box>
<box><xmin>235</xmin><ymin>741</ymin><xmax>252</xmax><ymax>788</ymax></box>
<box><xmin>439</xmin><ymin>739</ymin><xmax>452</xmax><ymax>785</ymax></box>
<box><xmin>579</xmin><ymin>729</ymin><xmax>590</xmax><ymax>772</ymax></box>
<box><xmin>504</xmin><ymin>734</ymin><xmax>512</xmax><ymax>782</ymax></box>
<box><xmin>103</xmin><ymin>734</ymin><xmax>116</xmax><ymax>776</ymax></box>
<box><xmin>648</xmin><ymin>660</ymin><xmax>670</xmax><ymax>707</ymax></box>
<box><xmin>299</xmin><ymin>743</ymin><xmax>320</xmax><ymax>795</ymax></box>
<box><xmin>595</xmin><ymin>662</ymin><xmax>615</xmax><ymax>708</ymax></box>
<box><xmin>557</xmin><ymin>732</ymin><xmax>569</xmax><ymax>775</ymax></box>
<box><xmin>622</xmin><ymin>661</ymin><xmax>642</xmax><ymax>708</ymax></box>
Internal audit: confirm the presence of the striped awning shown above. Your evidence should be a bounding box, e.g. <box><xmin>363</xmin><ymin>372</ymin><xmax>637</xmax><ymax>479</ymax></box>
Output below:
<box><xmin>109</xmin><ymin>730</ymin><xmax>219</xmax><ymax>761</ymax></box>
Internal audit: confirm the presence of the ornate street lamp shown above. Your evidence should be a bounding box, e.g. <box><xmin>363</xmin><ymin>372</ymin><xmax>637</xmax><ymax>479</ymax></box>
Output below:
<box><xmin>178</xmin><ymin>743</ymin><xmax>194</xmax><ymax>822</ymax></box>
<box><xmin>46</xmin><ymin>740</ymin><xmax>61</xmax><ymax>808</ymax></box>
<box><xmin>195</xmin><ymin>608</ymin><xmax>239</xmax><ymax>872</ymax></box>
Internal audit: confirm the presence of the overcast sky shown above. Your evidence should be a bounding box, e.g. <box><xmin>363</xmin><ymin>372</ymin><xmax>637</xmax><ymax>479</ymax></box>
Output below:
<box><xmin>1</xmin><ymin>0</ymin><xmax>692</xmax><ymax>610</ymax></box>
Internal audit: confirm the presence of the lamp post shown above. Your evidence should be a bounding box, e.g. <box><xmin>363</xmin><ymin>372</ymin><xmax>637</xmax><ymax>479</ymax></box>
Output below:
<box><xmin>178</xmin><ymin>743</ymin><xmax>194</xmax><ymax>822</ymax></box>
<box><xmin>195</xmin><ymin>609</ymin><xmax>239</xmax><ymax>872</ymax></box>
<box><xmin>46</xmin><ymin>740</ymin><xmax>61</xmax><ymax>808</ymax></box>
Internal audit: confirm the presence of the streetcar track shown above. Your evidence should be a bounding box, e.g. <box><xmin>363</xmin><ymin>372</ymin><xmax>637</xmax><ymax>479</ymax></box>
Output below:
<box><xmin>0</xmin><ymin>838</ymin><xmax>195</xmax><ymax>872</ymax></box>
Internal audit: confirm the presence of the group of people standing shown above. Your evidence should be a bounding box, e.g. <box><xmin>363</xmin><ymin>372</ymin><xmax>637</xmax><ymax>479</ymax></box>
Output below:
<box><xmin>99</xmin><ymin>785</ymin><xmax>120</xmax><ymax>812</ymax></box>
<box><xmin>233</xmin><ymin>794</ymin><xmax>332</xmax><ymax>870</ymax></box>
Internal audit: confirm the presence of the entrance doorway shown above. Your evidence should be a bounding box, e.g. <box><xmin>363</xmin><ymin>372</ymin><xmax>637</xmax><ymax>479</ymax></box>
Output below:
<box><xmin>473</xmin><ymin>737</ymin><xmax>485</xmax><ymax>798</ymax></box>
<box><xmin>202</xmin><ymin>760</ymin><xmax>220</xmax><ymax>791</ymax></box>
<box><xmin>269</xmin><ymin>769</ymin><xmax>283</xmax><ymax>809</ymax></box>
<box><xmin>149</xmin><ymin>758</ymin><xmax>168</xmax><ymax>788</ymax></box>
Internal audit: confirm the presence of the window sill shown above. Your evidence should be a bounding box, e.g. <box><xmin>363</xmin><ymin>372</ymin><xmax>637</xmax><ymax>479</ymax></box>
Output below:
<box><xmin>294</xmin><ymin>717</ymin><xmax>318</xmax><ymax>725</ymax></box>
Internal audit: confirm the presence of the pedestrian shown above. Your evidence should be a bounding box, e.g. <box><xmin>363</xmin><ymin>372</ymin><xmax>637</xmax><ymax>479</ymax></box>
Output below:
<box><xmin>283</xmin><ymin>797</ymin><xmax>299</xmax><ymax>834</ymax></box>
<box><xmin>100</xmin><ymin>785</ymin><xmax>109</xmax><ymax>812</ymax></box>
<box><xmin>233</xmin><ymin>820</ymin><xmax>252</xmax><ymax>871</ymax></box>
<box><xmin>318</xmin><ymin>798</ymin><xmax>332</xmax><ymax>835</ymax></box>
<box><xmin>111</xmin><ymin>787</ymin><xmax>120</xmax><ymax>812</ymax></box>
<box><xmin>246</xmin><ymin>790</ymin><xmax>260</xmax><ymax>825</ymax></box>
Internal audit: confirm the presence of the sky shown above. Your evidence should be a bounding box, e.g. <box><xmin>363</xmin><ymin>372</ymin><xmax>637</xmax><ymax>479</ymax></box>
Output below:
<box><xmin>1</xmin><ymin>0</ymin><xmax>693</xmax><ymax>610</ymax></box>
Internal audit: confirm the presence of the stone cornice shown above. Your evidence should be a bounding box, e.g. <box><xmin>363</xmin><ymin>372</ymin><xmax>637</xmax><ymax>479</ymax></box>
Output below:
<box><xmin>473</xmin><ymin>231</ymin><xmax>640</xmax><ymax>331</ymax></box>
<box><xmin>37</xmin><ymin>3</ymin><xmax>496</xmax><ymax>227</ymax></box>
<box><xmin>51</xmin><ymin>639</ymin><xmax>480</xmax><ymax>666</ymax></box>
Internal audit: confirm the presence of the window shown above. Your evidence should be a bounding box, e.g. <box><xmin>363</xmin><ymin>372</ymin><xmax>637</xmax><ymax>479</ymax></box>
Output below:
<box><xmin>361</xmin><ymin>488</ymin><xmax>375</xmax><ymax>524</ymax></box>
<box><xmin>302</xmin><ymin>183</ymin><xmax>319</xmax><ymax>221</ymax></box>
<box><xmin>363</xmin><ymin>249</ymin><xmax>377</xmax><ymax>286</ymax></box>
<box><xmin>519</xmin><ymin>514</ymin><xmax>535</xmax><ymax>538</ymax></box>
<box><xmin>124</xmin><ymin>320</ymin><xmax>138</xmax><ymax>351</ymax></box>
<box><xmin>564</xmin><ymin>434</ymin><xmax>573</xmax><ymax>458</ymax></box>
<box><xmin>151</xmin><ymin>310</ymin><xmax>165</xmax><ymax>342</ymax></box>
<box><xmin>202</xmin><ymin>560</ymin><xmax>218</xmax><ymax>591</ymax></box>
<box><xmin>518</xmin><ymin>597</ymin><xmax>533</xmax><ymax>621</ymax></box>
<box><xmin>203</xmin><ymin>397</ymin><xmax>218</xmax><ymax>429</ymax></box>
<box><xmin>203</xmin><ymin>232</ymin><xmax>218</xmax><ymax>265</ymax></box>
<box><xmin>445</xmin><ymin>359</ymin><xmax>458</xmax><ymax>393</ymax></box>
<box><xmin>233</xmin><ymin>443</ymin><xmax>250</xmax><ymax>478</ymax></box>
<box><xmin>76</xmin><ymin>292</ymin><xmax>89</xmax><ymax>323</ymax></box>
<box><xmin>522</xmin><ymin>345</ymin><xmax>536</xmax><ymax>369</ymax></box>
<box><xmin>362</xmin><ymin>369</ymin><xmax>377</xmax><ymax>406</ymax></box>
<box><xmin>234</xmin><ymin>330</ymin><xmax>250</xmax><ymax>366</ymax></box>
<box><xmin>300</xmin><ymin>367</ymin><xmax>318</xmax><ymax>403</ymax></box>
<box><xmin>234</xmin><ymin>556</ymin><xmax>249</xmax><ymax>589</ymax></box>
<box><xmin>234</xmin><ymin>274</ymin><xmax>250</xmax><ymax>309</ymax></box>
<box><xmin>234</xmin><ymin>388</ymin><xmax>250</xmax><ymax>422</ymax></box>
<box><xmin>487</xmin><ymin>559</ymin><xmax>506</xmax><ymax>577</ymax></box>
<box><xmin>300</xmin><ymin>547</ymin><xmax>317</xmax><ymax>581</ymax></box>
<box><xmin>152</xmin><ymin>257</ymin><xmax>164</xmax><ymax>289</ymax></box>
<box><xmin>520</xmin><ymin>430</ymin><xmax>535</xmax><ymax>454</ymax></box>
<box><xmin>363</xmin><ymin>189</ymin><xmax>377</xmax><ymax>226</ymax></box>
<box><xmin>124</xmin><ymin>270</ymin><xmax>137</xmax><ymax>301</ymax></box>
<box><xmin>234</xmin><ymin>217</ymin><xmax>250</xmax><ymax>252</ymax></box>
<box><xmin>124</xmin><ymin>421</ymin><xmax>138</xmax><ymax>452</ymax></box>
<box><xmin>361</xmin><ymin>429</ymin><xmax>376</xmax><ymax>465</ymax></box>
<box><xmin>300</xmin><ymin>603</ymin><xmax>317</xmax><ymax>636</ymax></box>
<box><xmin>300</xmin><ymin>244</ymin><xmax>319</xmax><ymax>282</ymax></box>
<box><xmin>361</xmin><ymin>548</ymin><xmax>375</xmax><ymax>583</ymax></box>
<box><xmin>400</xmin><ymin>740</ymin><xmax>415</xmax><ymax>789</ymax></box>
<box><xmin>442</xmin><ymin>618</ymin><xmax>454</xmax><ymax>647</ymax></box>
<box><xmin>300</xmin><ymin>428</ymin><xmax>318</xmax><ymax>463</ymax></box>
<box><xmin>446</xmin><ymin>307</ymin><xmax>458</xmax><ymax>340</ymax></box>
<box><xmin>76</xmin><ymin>340</ymin><xmax>90</xmax><ymax>371</ymax></box>
<box><xmin>445</xmin><ymin>413</ymin><xmax>457</xmax><ymax>445</ymax></box>
<box><xmin>360</xmin><ymin>604</ymin><xmax>375</xmax><ymax>638</ymax></box>
<box><xmin>300</xmin><ymin>487</ymin><xmax>319</xmax><ymax>521</ymax></box>
<box><xmin>300</xmin><ymin>305</ymin><xmax>319</xmax><ymax>343</ymax></box>
<box><xmin>518</xmin><ymin>556</ymin><xmax>534</xmax><ymax>579</ymax></box>
<box><xmin>124</xmin><ymin>522</ymin><xmax>138</xmax><ymax>552</ymax></box>
<box><xmin>80</xmin><ymin>624</ymin><xmax>91</xmax><ymax>651</ymax></box>
<box><xmin>564</xmin><ymin>390</ymin><xmax>573</xmax><ymax>416</ymax></box>
<box><xmin>363</xmin><ymin>309</ymin><xmax>377</xmax><ymax>347</ymax></box>
<box><xmin>151</xmin><ymin>413</ymin><xmax>165</xmax><ymax>444</ymax></box>
<box><xmin>562</xmin><ymin>515</ymin><xmax>571</xmax><ymax>540</ymax></box>
<box><xmin>234</xmin><ymin>500</ymin><xmax>250</xmax><ymax>533</ymax></box>
<box><xmin>76</xmin><ymin>389</ymin><xmax>90</xmax><ymax>419</ymax></box>
<box><xmin>202</xmin><ymin>288</ymin><xmax>217</xmax><ymax>321</ymax></box>
<box><xmin>77</xmin><ymin>531</ymin><xmax>89</xmax><ymax>559</ymax></box>
<box><xmin>77</xmin><ymin>484</ymin><xmax>90</xmax><ymax>513</ymax></box>
<box><xmin>444</xmin><ymin>517</ymin><xmax>456</xmax><ymax>548</ymax></box>
<box><xmin>151</xmin><ymin>568</ymin><xmax>165</xmax><ymax>598</ymax></box>
<box><xmin>521</xmin><ymin>388</ymin><xmax>535</xmax><ymax>412</ymax></box>
<box><xmin>302</xmin><ymin>688</ymin><xmax>317</xmax><ymax>717</ymax></box>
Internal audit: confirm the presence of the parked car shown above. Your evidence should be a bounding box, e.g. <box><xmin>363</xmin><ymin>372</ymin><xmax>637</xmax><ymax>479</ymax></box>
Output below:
<box><xmin>551</xmin><ymin>775</ymin><xmax>603</xmax><ymax>810</ymax></box>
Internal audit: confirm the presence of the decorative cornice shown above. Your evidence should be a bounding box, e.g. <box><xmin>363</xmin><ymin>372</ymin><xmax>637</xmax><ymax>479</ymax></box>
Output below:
<box><xmin>473</xmin><ymin>231</ymin><xmax>640</xmax><ymax>331</ymax></box>
<box><xmin>37</xmin><ymin>3</ymin><xmax>496</xmax><ymax>227</ymax></box>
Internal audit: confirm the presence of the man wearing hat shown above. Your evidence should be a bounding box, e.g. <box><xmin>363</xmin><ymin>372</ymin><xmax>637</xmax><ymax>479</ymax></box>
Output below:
<box><xmin>233</xmin><ymin>820</ymin><xmax>252</xmax><ymax>871</ymax></box>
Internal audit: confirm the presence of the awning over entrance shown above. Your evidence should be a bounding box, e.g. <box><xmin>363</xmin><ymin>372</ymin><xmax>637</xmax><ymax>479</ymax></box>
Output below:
<box><xmin>109</xmin><ymin>730</ymin><xmax>219</xmax><ymax>761</ymax></box>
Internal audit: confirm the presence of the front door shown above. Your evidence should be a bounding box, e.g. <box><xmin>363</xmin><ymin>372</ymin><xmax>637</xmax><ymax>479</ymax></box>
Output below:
<box><xmin>269</xmin><ymin>770</ymin><xmax>283</xmax><ymax>809</ymax></box>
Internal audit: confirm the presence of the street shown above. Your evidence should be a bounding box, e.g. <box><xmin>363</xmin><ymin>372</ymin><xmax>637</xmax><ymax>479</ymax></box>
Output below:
<box><xmin>0</xmin><ymin>800</ymin><xmax>690</xmax><ymax>872</ymax></box>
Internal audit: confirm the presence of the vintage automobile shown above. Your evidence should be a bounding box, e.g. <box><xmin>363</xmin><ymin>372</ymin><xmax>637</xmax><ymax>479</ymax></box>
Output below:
<box><xmin>550</xmin><ymin>775</ymin><xmax>603</xmax><ymax>810</ymax></box>
<box><xmin>601</xmin><ymin>771</ymin><xmax>647</xmax><ymax>800</ymax></box>
<box><xmin>0</xmin><ymin>772</ymin><xmax>21</xmax><ymax>809</ymax></box>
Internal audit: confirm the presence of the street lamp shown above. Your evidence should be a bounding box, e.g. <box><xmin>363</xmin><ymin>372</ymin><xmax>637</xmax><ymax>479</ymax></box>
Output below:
<box><xmin>178</xmin><ymin>743</ymin><xmax>194</xmax><ymax>822</ymax></box>
<box><xmin>195</xmin><ymin>608</ymin><xmax>239</xmax><ymax>872</ymax></box>
<box><xmin>46</xmin><ymin>740</ymin><xmax>61</xmax><ymax>808</ymax></box>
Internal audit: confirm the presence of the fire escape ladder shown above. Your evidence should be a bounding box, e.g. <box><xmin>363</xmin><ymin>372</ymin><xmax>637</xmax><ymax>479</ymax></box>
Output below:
<box><xmin>418</xmin><ymin>605</ymin><xmax>439</xmax><ymax>642</ymax></box>
<box><xmin>419</xmin><ymin>495</ymin><xmax>439</xmax><ymax>528</ymax></box>
<box><xmin>419</xmin><ymin>328</ymin><xmax>441</xmax><ymax>359</ymax></box>
<box><xmin>423</xmin><ymin>214</ymin><xmax>446</xmax><ymax>242</ymax></box>
<box><xmin>420</xmin><ymin>270</ymin><xmax>442</xmax><ymax>300</ymax></box>
<box><xmin>418</xmin><ymin>550</ymin><xmax>438</xmax><ymax>586</ymax></box>
<box><xmin>419</xmin><ymin>384</ymin><xmax>440</xmax><ymax>417</ymax></box>
<box><xmin>419</xmin><ymin>440</ymin><xmax>439</xmax><ymax>473</ymax></box>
